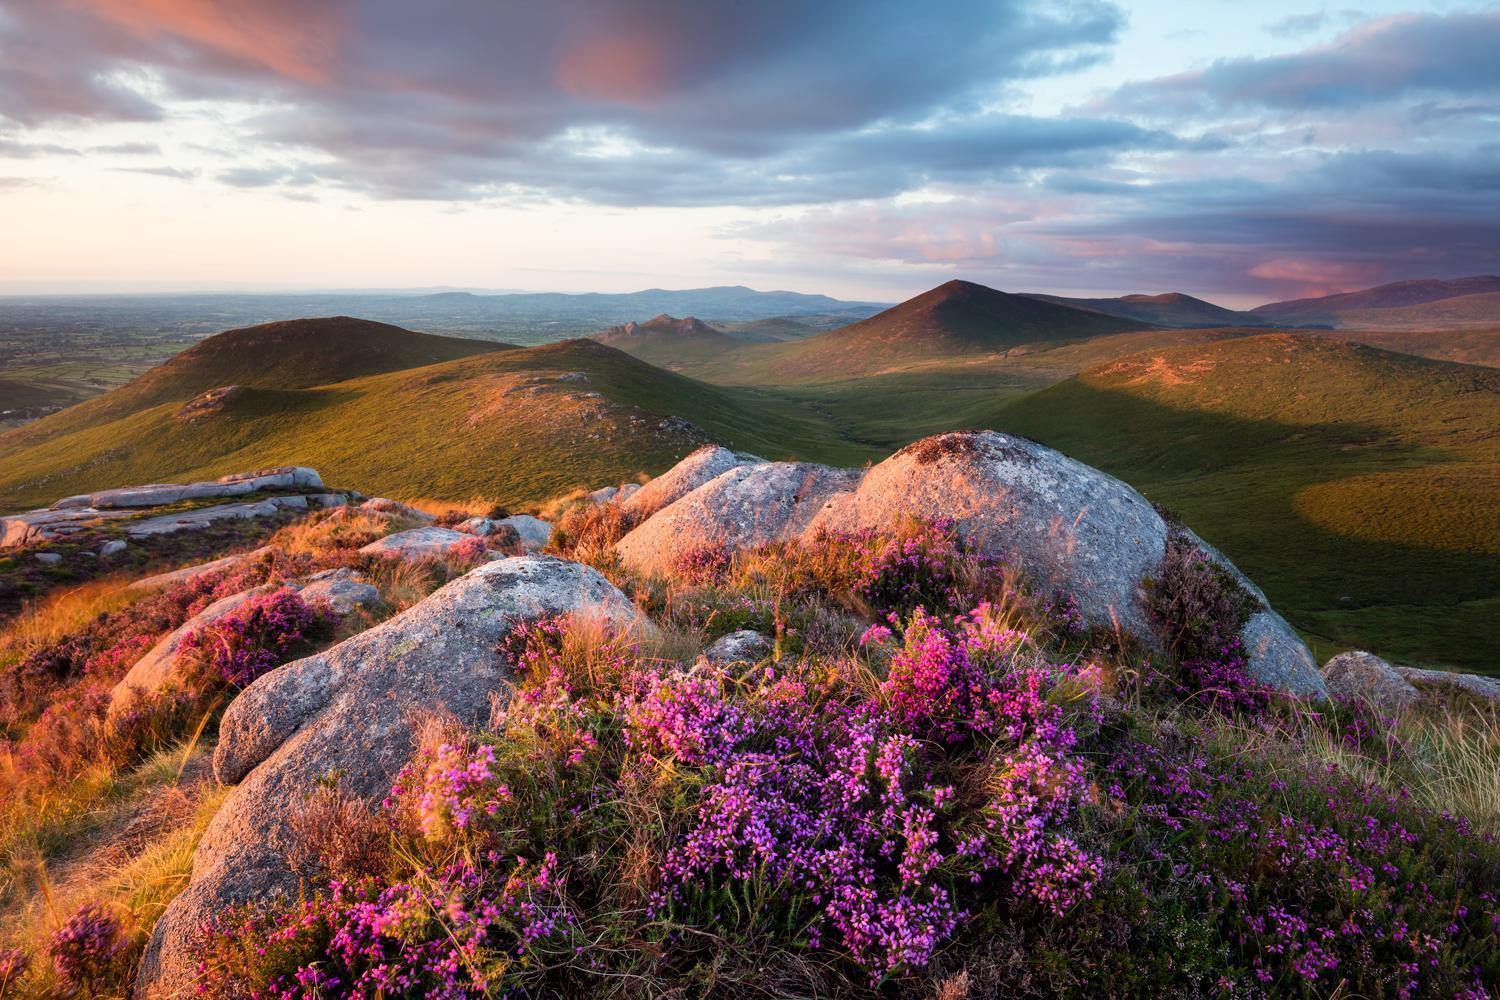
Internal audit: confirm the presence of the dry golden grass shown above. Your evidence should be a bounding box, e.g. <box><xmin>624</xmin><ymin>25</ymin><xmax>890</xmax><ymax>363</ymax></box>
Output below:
<box><xmin>265</xmin><ymin>508</ymin><xmax>406</xmax><ymax>557</ymax></box>
<box><xmin>1204</xmin><ymin>699</ymin><xmax>1500</xmax><ymax>834</ymax></box>
<box><xmin>1</xmin><ymin>741</ymin><xmax>228</xmax><ymax>998</ymax></box>
<box><xmin>0</xmin><ymin>577</ymin><xmax>136</xmax><ymax>668</ymax></box>
<box><xmin>398</xmin><ymin>496</ymin><xmax>512</xmax><ymax>520</ymax></box>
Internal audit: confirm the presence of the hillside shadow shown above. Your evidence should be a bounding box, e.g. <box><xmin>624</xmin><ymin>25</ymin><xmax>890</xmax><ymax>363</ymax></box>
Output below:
<box><xmin>985</xmin><ymin>381</ymin><xmax>1500</xmax><ymax>670</ymax></box>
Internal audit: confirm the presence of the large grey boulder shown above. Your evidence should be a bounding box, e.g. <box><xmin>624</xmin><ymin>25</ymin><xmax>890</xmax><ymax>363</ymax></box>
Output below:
<box><xmin>805</xmin><ymin>431</ymin><xmax>1166</xmax><ymax>638</ymax></box>
<box><xmin>1323</xmin><ymin>650</ymin><xmax>1420</xmax><ymax>711</ymax></box>
<box><xmin>616</xmin><ymin>462</ymin><xmax>862</xmax><ymax>580</ymax></box>
<box><xmin>359</xmin><ymin>526</ymin><xmax>476</xmax><ymax>560</ymax></box>
<box><xmin>297</xmin><ymin>568</ymin><xmax>379</xmax><ymax>615</ymax></box>
<box><xmin>1240</xmin><ymin>611</ymin><xmax>1325</xmax><ymax>698</ymax></box>
<box><xmin>138</xmin><ymin>556</ymin><xmax>651</xmax><ymax>997</ymax></box>
<box><xmin>620</xmin><ymin>444</ymin><xmax>748</xmax><ymax>521</ymax></box>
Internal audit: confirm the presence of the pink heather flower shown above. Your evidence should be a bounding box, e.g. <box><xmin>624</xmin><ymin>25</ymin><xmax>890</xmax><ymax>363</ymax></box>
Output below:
<box><xmin>398</xmin><ymin>741</ymin><xmax>512</xmax><ymax>842</ymax></box>
<box><xmin>49</xmin><ymin>903</ymin><xmax>122</xmax><ymax>988</ymax></box>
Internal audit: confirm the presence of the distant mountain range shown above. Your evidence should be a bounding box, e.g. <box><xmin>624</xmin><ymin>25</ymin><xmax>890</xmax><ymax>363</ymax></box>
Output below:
<box><xmin>1022</xmin><ymin>291</ymin><xmax>1266</xmax><ymax>328</ymax></box>
<box><xmin>1252</xmin><ymin>276</ymin><xmax>1500</xmax><ymax>329</ymax></box>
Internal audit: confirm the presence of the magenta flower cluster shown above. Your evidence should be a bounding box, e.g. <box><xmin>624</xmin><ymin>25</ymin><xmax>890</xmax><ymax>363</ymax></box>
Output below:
<box><xmin>388</xmin><ymin>740</ymin><xmax>512</xmax><ymax>842</ymax></box>
<box><xmin>197</xmin><ymin>858</ymin><xmax>574</xmax><ymax>999</ymax></box>
<box><xmin>48</xmin><ymin>903</ymin><xmax>123</xmax><ymax>988</ymax></box>
<box><xmin>179</xmin><ymin>588</ymin><xmax>337</xmax><ymax>687</ymax></box>
<box><xmin>652</xmin><ymin>608</ymin><xmax>1099</xmax><ymax>979</ymax></box>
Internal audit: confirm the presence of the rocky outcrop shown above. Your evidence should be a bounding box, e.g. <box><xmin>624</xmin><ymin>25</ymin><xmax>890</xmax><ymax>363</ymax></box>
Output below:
<box><xmin>358</xmin><ymin>526</ymin><xmax>476</xmax><ymax>560</ymax></box>
<box><xmin>455</xmin><ymin>515</ymin><xmax>551</xmax><ymax>553</ymax></box>
<box><xmin>616</xmin><ymin>462</ymin><xmax>862</xmax><ymax>579</ymax></box>
<box><xmin>619</xmin><ymin>444</ymin><xmax>748</xmax><ymax>521</ymax></box>
<box><xmin>297</xmin><ymin>568</ymin><xmax>379</xmax><ymax>615</ymax></box>
<box><xmin>500</xmin><ymin>514</ymin><xmax>552</xmax><ymax>552</ymax></box>
<box><xmin>358</xmin><ymin>498</ymin><xmax>435</xmax><ymax>522</ymax></box>
<box><xmin>2</xmin><ymin>468</ymin><xmax>333</xmax><ymax>549</ymax></box>
<box><xmin>139</xmin><ymin>556</ymin><xmax>651</xmax><ymax>996</ymax></box>
<box><xmin>1397</xmin><ymin>666</ymin><xmax>1500</xmax><ymax>704</ymax></box>
<box><xmin>702</xmin><ymin>629</ymin><xmax>772</xmax><ymax>666</ymax></box>
<box><xmin>53</xmin><ymin>467</ymin><xmax>322</xmax><ymax>510</ymax></box>
<box><xmin>615</xmin><ymin>431</ymin><xmax>1327</xmax><ymax>699</ymax></box>
<box><xmin>126</xmin><ymin>547</ymin><xmax>273</xmax><ymax>593</ymax></box>
<box><xmin>806</xmin><ymin>432</ymin><xmax>1166</xmax><ymax>638</ymax></box>
<box><xmin>1322</xmin><ymin>650</ymin><xmax>1420</xmax><ymax>711</ymax></box>
<box><xmin>119</xmin><ymin>496</ymin><xmax>308</xmax><ymax>539</ymax></box>
<box><xmin>174</xmin><ymin>385</ymin><xmax>246</xmax><ymax>422</ymax></box>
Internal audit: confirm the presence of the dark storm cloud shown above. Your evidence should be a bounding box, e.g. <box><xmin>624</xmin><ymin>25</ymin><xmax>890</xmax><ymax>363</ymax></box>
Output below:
<box><xmin>1105</xmin><ymin>10</ymin><xmax>1500</xmax><ymax>115</ymax></box>
<box><xmin>0</xmin><ymin>0</ymin><xmax>1144</xmax><ymax>203</ymax></box>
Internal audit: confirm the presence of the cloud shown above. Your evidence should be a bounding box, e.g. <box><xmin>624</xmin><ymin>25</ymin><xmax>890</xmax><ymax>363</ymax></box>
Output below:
<box><xmin>1105</xmin><ymin>10</ymin><xmax>1500</xmax><ymax>115</ymax></box>
<box><xmin>0</xmin><ymin>0</ymin><xmax>1136</xmax><ymax>203</ymax></box>
<box><xmin>1264</xmin><ymin>11</ymin><xmax>1328</xmax><ymax>38</ymax></box>
<box><xmin>114</xmin><ymin>164</ymin><xmax>197</xmax><ymax>179</ymax></box>
<box><xmin>739</xmin><ymin>147</ymin><xmax>1500</xmax><ymax>300</ymax></box>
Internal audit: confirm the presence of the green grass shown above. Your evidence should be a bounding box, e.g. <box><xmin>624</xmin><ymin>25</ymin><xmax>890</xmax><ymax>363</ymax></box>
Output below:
<box><xmin>986</xmin><ymin>334</ymin><xmax>1500</xmax><ymax>671</ymax></box>
<box><xmin>6</xmin><ymin>315</ymin><xmax>1496</xmax><ymax>674</ymax></box>
<box><xmin>0</xmin><ymin>340</ymin><xmax>881</xmax><ymax>512</ymax></box>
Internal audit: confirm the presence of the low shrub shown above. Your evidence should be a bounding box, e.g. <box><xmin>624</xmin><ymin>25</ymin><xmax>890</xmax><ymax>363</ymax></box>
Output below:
<box><xmin>48</xmin><ymin>902</ymin><xmax>124</xmax><ymax>991</ymax></box>
<box><xmin>177</xmin><ymin>589</ymin><xmax>339</xmax><ymax>688</ymax></box>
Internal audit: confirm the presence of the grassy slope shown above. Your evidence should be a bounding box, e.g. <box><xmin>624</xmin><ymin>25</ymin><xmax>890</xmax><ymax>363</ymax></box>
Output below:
<box><xmin>987</xmin><ymin>333</ymin><xmax>1500</xmax><ymax>670</ymax></box>
<box><xmin>0</xmin><ymin>340</ymin><xmax>879</xmax><ymax>511</ymax></box>
<box><xmin>0</xmin><ymin>317</ymin><xmax>506</xmax><ymax>454</ymax></box>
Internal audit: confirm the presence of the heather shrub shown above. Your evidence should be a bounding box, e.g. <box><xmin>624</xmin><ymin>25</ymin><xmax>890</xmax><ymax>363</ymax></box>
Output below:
<box><xmin>177</xmin><ymin>589</ymin><xmax>338</xmax><ymax>688</ymax></box>
<box><xmin>1144</xmin><ymin>534</ymin><xmax>1266</xmax><ymax>713</ymax></box>
<box><xmin>1098</xmin><ymin>718</ymin><xmax>1500</xmax><ymax>995</ymax></box>
<box><xmin>197</xmin><ymin>601</ymin><xmax>1111</xmax><ymax>994</ymax></box>
<box><xmin>1144</xmin><ymin>534</ymin><xmax>1256</xmax><ymax>659</ymax></box>
<box><xmin>48</xmin><ymin>902</ymin><xmax>124</xmax><ymax>991</ymax></box>
<box><xmin>552</xmin><ymin>501</ymin><xmax>636</xmax><ymax>563</ymax></box>
<box><xmin>163</xmin><ymin>528</ymin><xmax>1500</xmax><ymax>997</ymax></box>
<box><xmin>0</xmin><ymin>946</ymin><xmax>28</xmax><ymax>993</ymax></box>
<box><xmin>285</xmin><ymin>781</ymin><xmax>390</xmax><ymax>882</ymax></box>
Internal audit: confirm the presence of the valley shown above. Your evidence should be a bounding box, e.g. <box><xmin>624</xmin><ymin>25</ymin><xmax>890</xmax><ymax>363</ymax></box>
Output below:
<box><xmin>3</xmin><ymin>277</ymin><xmax>1498</xmax><ymax>675</ymax></box>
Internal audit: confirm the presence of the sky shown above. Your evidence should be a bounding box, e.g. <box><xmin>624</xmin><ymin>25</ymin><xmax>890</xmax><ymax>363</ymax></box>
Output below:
<box><xmin>0</xmin><ymin>0</ymin><xmax>1496</xmax><ymax>307</ymax></box>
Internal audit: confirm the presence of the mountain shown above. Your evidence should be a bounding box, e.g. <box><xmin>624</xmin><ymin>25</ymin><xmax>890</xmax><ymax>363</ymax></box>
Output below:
<box><xmin>1253</xmin><ymin>276</ymin><xmax>1500</xmax><ymax>328</ymax></box>
<box><xmin>1023</xmin><ymin>291</ymin><xmax>1266</xmax><ymax>328</ymax></box>
<box><xmin>0</xmin><ymin>336</ymin><xmax>876</xmax><ymax>512</ymax></box>
<box><xmin>0</xmin><ymin>318</ymin><xmax>508</xmax><ymax>453</ymax></box>
<box><xmin>590</xmin><ymin>314</ymin><xmax>743</xmax><ymax>369</ymax></box>
<box><xmin>743</xmin><ymin>280</ymin><xmax>1151</xmax><ymax>381</ymax></box>
<box><xmin>990</xmin><ymin>333</ymin><xmax>1500</xmax><ymax>670</ymax></box>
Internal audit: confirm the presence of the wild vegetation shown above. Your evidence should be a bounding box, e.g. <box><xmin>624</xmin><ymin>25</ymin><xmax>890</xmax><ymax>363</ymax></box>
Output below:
<box><xmin>4</xmin><ymin>279</ymin><xmax>1497</xmax><ymax>677</ymax></box>
<box><xmin>0</xmin><ymin>456</ymin><xmax>1493</xmax><ymax>996</ymax></box>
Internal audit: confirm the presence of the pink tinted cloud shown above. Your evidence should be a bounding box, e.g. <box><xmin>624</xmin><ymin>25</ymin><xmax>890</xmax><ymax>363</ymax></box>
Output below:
<box><xmin>66</xmin><ymin>0</ymin><xmax>348</xmax><ymax>84</ymax></box>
